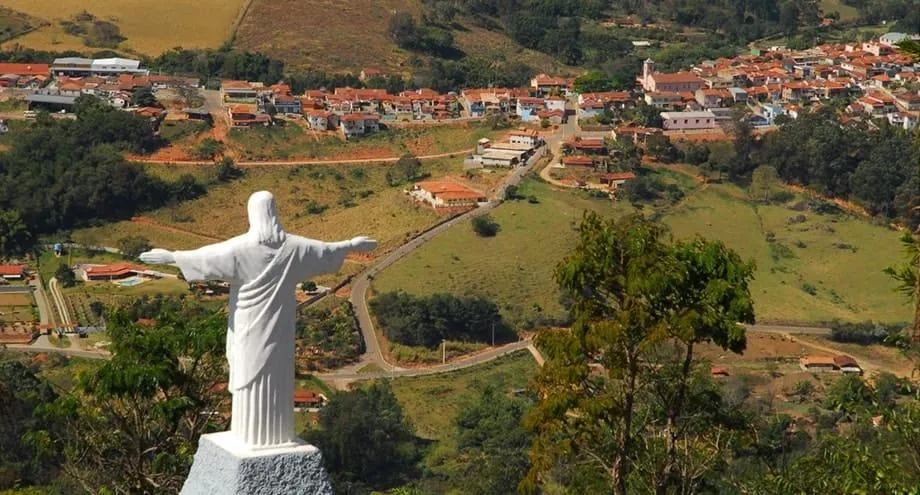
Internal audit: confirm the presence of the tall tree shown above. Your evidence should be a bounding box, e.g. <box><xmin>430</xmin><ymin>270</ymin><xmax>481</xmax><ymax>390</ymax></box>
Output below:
<box><xmin>523</xmin><ymin>214</ymin><xmax>755</xmax><ymax>494</ymax></box>
<box><xmin>524</xmin><ymin>214</ymin><xmax>677</xmax><ymax>494</ymax></box>
<box><xmin>0</xmin><ymin>208</ymin><xmax>33</xmax><ymax>256</ymax></box>
<box><xmin>37</xmin><ymin>307</ymin><xmax>229</xmax><ymax>494</ymax></box>
<box><xmin>307</xmin><ymin>381</ymin><xmax>420</xmax><ymax>492</ymax></box>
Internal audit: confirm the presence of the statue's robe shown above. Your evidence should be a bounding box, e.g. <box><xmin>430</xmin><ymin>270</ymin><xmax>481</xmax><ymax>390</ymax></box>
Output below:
<box><xmin>174</xmin><ymin>234</ymin><xmax>350</xmax><ymax>448</ymax></box>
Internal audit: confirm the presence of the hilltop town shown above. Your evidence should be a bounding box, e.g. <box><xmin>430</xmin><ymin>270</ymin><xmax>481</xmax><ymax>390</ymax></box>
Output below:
<box><xmin>3</xmin><ymin>12</ymin><xmax>920</xmax><ymax>494</ymax></box>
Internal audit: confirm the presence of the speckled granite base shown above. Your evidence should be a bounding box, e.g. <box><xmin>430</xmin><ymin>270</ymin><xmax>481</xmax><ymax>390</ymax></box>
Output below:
<box><xmin>180</xmin><ymin>432</ymin><xmax>333</xmax><ymax>495</ymax></box>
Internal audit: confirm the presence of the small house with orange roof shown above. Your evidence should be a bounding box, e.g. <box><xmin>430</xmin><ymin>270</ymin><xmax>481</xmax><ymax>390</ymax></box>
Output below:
<box><xmin>0</xmin><ymin>264</ymin><xmax>27</xmax><ymax>280</ymax></box>
<box><xmin>220</xmin><ymin>80</ymin><xmax>258</xmax><ymax>102</ymax></box>
<box><xmin>410</xmin><ymin>180</ymin><xmax>487</xmax><ymax>208</ymax></box>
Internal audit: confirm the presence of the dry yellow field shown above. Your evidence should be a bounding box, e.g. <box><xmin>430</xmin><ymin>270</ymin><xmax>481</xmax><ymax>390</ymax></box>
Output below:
<box><xmin>1</xmin><ymin>0</ymin><xmax>248</xmax><ymax>55</ymax></box>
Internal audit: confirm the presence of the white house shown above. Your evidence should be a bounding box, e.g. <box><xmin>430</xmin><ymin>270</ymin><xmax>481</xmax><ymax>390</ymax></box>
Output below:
<box><xmin>340</xmin><ymin>114</ymin><xmax>380</xmax><ymax>139</ymax></box>
<box><xmin>516</xmin><ymin>97</ymin><xmax>545</xmax><ymax>122</ymax></box>
<box><xmin>410</xmin><ymin>180</ymin><xmax>487</xmax><ymax>208</ymax></box>
<box><xmin>660</xmin><ymin>110</ymin><xmax>717</xmax><ymax>130</ymax></box>
<box><xmin>304</xmin><ymin>110</ymin><xmax>339</xmax><ymax>131</ymax></box>
<box><xmin>508</xmin><ymin>130</ymin><xmax>541</xmax><ymax>148</ymax></box>
<box><xmin>545</xmin><ymin>96</ymin><xmax>566</xmax><ymax>113</ymax></box>
<box><xmin>760</xmin><ymin>103</ymin><xmax>785</xmax><ymax>124</ymax></box>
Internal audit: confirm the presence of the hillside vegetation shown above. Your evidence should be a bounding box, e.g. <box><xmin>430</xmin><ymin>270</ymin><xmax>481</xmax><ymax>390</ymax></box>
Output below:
<box><xmin>0</xmin><ymin>0</ymin><xmax>248</xmax><ymax>54</ymax></box>
<box><xmin>374</xmin><ymin>175</ymin><xmax>911</xmax><ymax>328</ymax></box>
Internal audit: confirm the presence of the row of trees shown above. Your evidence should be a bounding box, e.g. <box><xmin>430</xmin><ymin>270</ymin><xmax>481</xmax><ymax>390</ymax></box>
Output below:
<box><xmin>370</xmin><ymin>291</ymin><xmax>513</xmax><ymax>348</ymax></box>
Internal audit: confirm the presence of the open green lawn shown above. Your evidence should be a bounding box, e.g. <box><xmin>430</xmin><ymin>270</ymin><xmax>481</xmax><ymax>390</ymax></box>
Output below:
<box><xmin>388</xmin><ymin>350</ymin><xmax>537</xmax><ymax>440</ymax></box>
<box><xmin>664</xmin><ymin>182</ymin><xmax>909</xmax><ymax>324</ymax></box>
<box><xmin>374</xmin><ymin>170</ymin><xmax>910</xmax><ymax>327</ymax></box>
<box><xmin>819</xmin><ymin>0</ymin><xmax>859</xmax><ymax>22</ymax></box>
<box><xmin>373</xmin><ymin>177</ymin><xmax>636</xmax><ymax>328</ymax></box>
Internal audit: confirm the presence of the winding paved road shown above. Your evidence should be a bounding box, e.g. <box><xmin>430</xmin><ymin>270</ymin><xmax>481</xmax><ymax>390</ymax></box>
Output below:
<box><xmin>343</xmin><ymin>144</ymin><xmax>550</xmax><ymax>373</ymax></box>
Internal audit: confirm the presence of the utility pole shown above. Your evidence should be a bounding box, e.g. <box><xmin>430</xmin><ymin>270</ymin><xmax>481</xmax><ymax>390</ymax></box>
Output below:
<box><xmin>442</xmin><ymin>339</ymin><xmax>446</xmax><ymax>364</ymax></box>
<box><xmin>492</xmin><ymin>322</ymin><xmax>495</xmax><ymax>347</ymax></box>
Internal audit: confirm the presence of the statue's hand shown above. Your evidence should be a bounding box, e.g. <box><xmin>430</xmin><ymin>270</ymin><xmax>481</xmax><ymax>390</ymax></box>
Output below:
<box><xmin>139</xmin><ymin>248</ymin><xmax>176</xmax><ymax>265</ymax></box>
<box><xmin>349</xmin><ymin>236</ymin><xmax>378</xmax><ymax>253</ymax></box>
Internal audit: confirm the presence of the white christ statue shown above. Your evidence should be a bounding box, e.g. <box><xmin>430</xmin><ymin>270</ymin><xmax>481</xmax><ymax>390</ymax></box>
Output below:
<box><xmin>139</xmin><ymin>191</ymin><xmax>376</xmax><ymax>450</ymax></box>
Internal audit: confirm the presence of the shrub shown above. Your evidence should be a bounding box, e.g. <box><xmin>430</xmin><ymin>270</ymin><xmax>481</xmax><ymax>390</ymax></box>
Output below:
<box><xmin>305</xmin><ymin>201</ymin><xmax>328</xmax><ymax>215</ymax></box>
<box><xmin>801</xmin><ymin>282</ymin><xmax>817</xmax><ymax>295</ymax></box>
<box><xmin>195</xmin><ymin>138</ymin><xmax>224</xmax><ymax>159</ymax></box>
<box><xmin>830</xmin><ymin>321</ymin><xmax>908</xmax><ymax>347</ymax></box>
<box><xmin>472</xmin><ymin>214</ymin><xmax>500</xmax><ymax>237</ymax></box>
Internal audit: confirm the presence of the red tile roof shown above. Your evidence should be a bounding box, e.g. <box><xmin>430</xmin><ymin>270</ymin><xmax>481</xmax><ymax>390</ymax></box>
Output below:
<box><xmin>85</xmin><ymin>263</ymin><xmax>141</xmax><ymax>278</ymax></box>
<box><xmin>340</xmin><ymin>113</ymin><xmax>380</xmax><ymax>122</ymax></box>
<box><xmin>0</xmin><ymin>63</ymin><xmax>49</xmax><ymax>76</ymax></box>
<box><xmin>606</xmin><ymin>172</ymin><xmax>636</xmax><ymax>181</ymax></box>
<box><xmin>415</xmin><ymin>181</ymin><xmax>485</xmax><ymax>200</ymax></box>
<box><xmin>294</xmin><ymin>389</ymin><xmax>323</xmax><ymax>405</ymax></box>
<box><xmin>221</xmin><ymin>80</ymin><xmax>254</xmax><ymax>90</ymax></box>
<box><xmin>834</xmin><ymin>355</ymin><xmax>860</xmax><ymax>368</ymax></box>
<box><xmin>652</xmin><ymin>71</ymin><xmax>703</xmax><ymax>84</ymax></box>
<box><xmin>800</xmin><ymin>356</ymin><xmax>837</xmax><ymax>367</ymax></box>
<box><xmin>0</xmin><ymin>264</ymin><xmax>26</xmax><ymax>276</ymax></box>
<box><xmin>562</xmin><ymin>155</ymin><xmax>595</xmax><ymax>166</ymax></box>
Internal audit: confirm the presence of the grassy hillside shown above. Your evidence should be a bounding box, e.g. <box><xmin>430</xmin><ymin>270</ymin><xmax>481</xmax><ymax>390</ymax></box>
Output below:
<box><xmin>234</xmin><ymin>0</ymin><xmax>566</xmax><ymax>73</ymax></box>
<box><xmin>0</xmin><ymin>7</ymin><xmax>45</xmax><ymax>44</ymax></box>
<box><xmin>0</xmin><ymin>0</ymin><xmax>247</xmax><ymax>54</ymax></box>
<box><xmin>389</xmin><ymin>350</ymin><xmax>537</xmax><ymax>440</ymax></box>
<box><xmin>72</xmin><ymin>157</ymin><xmax>496</xmax><ymax>271</ymax></box>
<box><xmin>373</xmin><ymin>172</ymin><xmax>911</xmax><ymax>327</ymax></box>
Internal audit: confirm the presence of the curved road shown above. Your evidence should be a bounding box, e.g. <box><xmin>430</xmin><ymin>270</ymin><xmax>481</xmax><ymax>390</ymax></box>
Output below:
<box><xmin>343</xmin><ymin>145</ymin><xmax>549</xmax><ymax>374</ymax></box>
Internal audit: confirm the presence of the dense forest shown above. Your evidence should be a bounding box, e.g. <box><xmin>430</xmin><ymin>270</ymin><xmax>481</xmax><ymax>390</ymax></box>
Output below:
<box><xmin>0</xmin><ymin>96</ymin><xmax>212</xmax><ymax>256</ymax></box>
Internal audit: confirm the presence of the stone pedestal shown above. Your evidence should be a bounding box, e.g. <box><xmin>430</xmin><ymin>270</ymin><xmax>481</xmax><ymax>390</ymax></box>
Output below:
<box><xmin>180</xmin><ymin>432</ymin><xmax>333</xmax><ymax>495</ymax></box>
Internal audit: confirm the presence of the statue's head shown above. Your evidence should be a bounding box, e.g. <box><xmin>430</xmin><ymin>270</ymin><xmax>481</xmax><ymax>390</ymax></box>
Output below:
<box><xmin>247</xmin><ymin>191</ymin><xmax>286</xmax><ymax>245</ymax></box>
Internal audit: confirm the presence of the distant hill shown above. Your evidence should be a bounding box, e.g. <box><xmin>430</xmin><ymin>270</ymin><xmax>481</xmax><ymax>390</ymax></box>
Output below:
<box><xmin>233</xmin><ymin>0</ymin><xmax>569</xmax><ymax>75</ymax></box>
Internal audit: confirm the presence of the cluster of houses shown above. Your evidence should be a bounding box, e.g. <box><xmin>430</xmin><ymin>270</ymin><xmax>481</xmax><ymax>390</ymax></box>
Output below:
<box><xmin>7</xmin><ymin>57</ymin><xmax>200</xmax><ymax>119</ymax></box>
<box><xmin>220</xmin><ymin>79</ymin><xmax>461</xmax><ymax>137</ymax></box>
<box><xmin>629</xmin><ymin>36</ymin><xmax>920</xmax><ymax>131</ymax></box>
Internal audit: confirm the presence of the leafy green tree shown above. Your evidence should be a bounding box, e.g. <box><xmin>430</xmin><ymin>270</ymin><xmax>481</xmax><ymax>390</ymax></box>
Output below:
<box><xmin>574</xmin><ymin>70</ymin><xmax>613</xmax><ymax>93</ymax></box>
<box><xmin>0</xmin><ymin>358</ymin><xmax>60</xmax><ymax>489</ymax></box>
<box><xmin>749</xmin><ymin>165</ymin><xmax>780</xmax><ymax>202</ymax></box>
<box><xmin>307</xmin><ymin>381</ymin><xmax>420</xmax><ymax>492</ymax></box>
<box><xmin>450</xmin><ymin>386</ymin><xmax>533</xmax><ymax>495</ymax></box>
<box><xmin>472</xmin><ymin>214</ymin><xmax>500</xmax><ymax>237</ymax></box>
<box><xmin>215</xmin><ymin>157</ymin><xmax>243</xmax><ymax>182</ymax></box>
<box><xmin>824</xmin><ymin>374</ymin><xmax>874</xmax><ymax>414</ymax></box>
<box><xmin>54</xmin><ymin>263</ymin><xmax>76</xmax><ymax>288</ymax></box>
<box><xmin>131</xmin><ymin>87</ymin><xmax>158</xmax><ymax>108</ymax></box>
<box><xmin>524</xmin><ymin>214</ymin><xmax>754</xmax><ymax>494</ymax></box>
<box><xmin>885</xmin><ymin>232</ymin><xmax>920</xmax><ymax>344</ymax></box>
<box><xmin>0</xmin><ymin>208</ymin><xmax>33</xmax><ymax>255</ymax></box>
<box><xmin>504</xmin><ymin>184</ymin><xmax>519</xmax><ymax>201</ymax></box>
<box><xmin>116</xmin><ymin>235</ymin><xmax>151</xmax><ymax>258</ymax></box>
<box><xmin>36</xmin><ymin>308</ymin><xmax>229</xmax><ymax>493</ymax></box>
<box><xmin>195</xmin><ymin>138</ymin><xmax>224</xmax><ymax>160</ymax></box>
<box><xmin>302</xmin><ymin>280</ymin><xmax>318</xmax><ymax>292</ymax></box>
<box><xmin>387</xmin><ymin>154</ymin><xmax>424</xmax><ymax>186</ymax></box>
